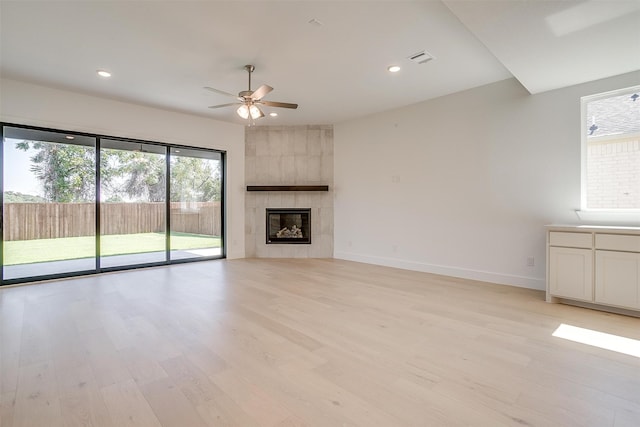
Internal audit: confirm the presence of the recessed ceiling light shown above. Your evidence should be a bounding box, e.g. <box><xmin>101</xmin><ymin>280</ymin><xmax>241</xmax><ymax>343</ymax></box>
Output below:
<box><xmin>65</xmin><ymin>135</ymin><xmax>75</xmax><ymax>140</ymax></box>
<box><xmin>388</xmin><ymin>65</ymin><xmax>401</xmax><ymax>73</ymax></box>
<box><xmin>97</xmin><ymin>70</ymin><xmax>112</xmax><ymax>78</ymax></box>
<box><xmin>269</xmin><ymin>112</ymin><xmax>278</xmax><ymax>117</ymax></box>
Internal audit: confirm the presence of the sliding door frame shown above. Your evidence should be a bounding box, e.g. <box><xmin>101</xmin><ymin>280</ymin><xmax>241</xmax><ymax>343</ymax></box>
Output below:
<box><xmin>1</xmin><ymin>122</ymin><xmax>226</xmax><ymax>286</ymax></box>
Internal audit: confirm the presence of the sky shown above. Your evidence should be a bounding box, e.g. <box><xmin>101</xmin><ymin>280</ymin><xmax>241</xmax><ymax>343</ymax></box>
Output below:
<box><xmin>3</xmin><ymin>138</ymin><xmax>42</xmax><ymax>196</ymax></box>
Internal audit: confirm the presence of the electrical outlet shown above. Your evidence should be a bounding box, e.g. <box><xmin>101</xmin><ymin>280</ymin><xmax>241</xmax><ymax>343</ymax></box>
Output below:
<box><xmin>527</xmin><ymin>256</ymin><xmax>535</xmax><ymax>267</ymax></box>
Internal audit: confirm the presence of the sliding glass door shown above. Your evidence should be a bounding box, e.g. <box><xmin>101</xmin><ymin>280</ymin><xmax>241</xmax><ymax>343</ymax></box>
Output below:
<box><xmin>2</xmin><ymin>127</ymin><xmax>96</xmax><ymax>280</ymax></box>
<box><xmin>100</xmin><ymin>140</ymin><xmax>167</xmax><ymax>268</ymax></box>
<box><xmin>1</xmin><ymin>124</ymin><xmax>225</xmax><ymax>285</ymax></box>
<box><xmin>169</xmin><ymin>147</ymin><xmax>222</xmax><ymax>260</ymax></box>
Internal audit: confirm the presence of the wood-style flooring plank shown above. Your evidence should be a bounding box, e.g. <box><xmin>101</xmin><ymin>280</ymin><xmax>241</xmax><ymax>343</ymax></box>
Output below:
<box><xmin>13</xmin><ymin>361</ymin><xmax>63</xmax><ymax>427</ymax></box>
<box><xmin>59</xmin><ymin>389</ymin><xmax>113</xmax><ymax>427</ymax></box>
<box><xmin>0</xmin><ymin>391</ymin><xmax>16</xmax><ymax>427</ymax></box>
<box><xmin>1</xmin><ymin>258</ymin><xmax>639</xmax><ymax>427</ymax></box>
<box><xmin>139</xmin><ymin>377</ymin><xmax>209</xmax><ymax>427</ymax></box>
<box><xmin>100</xmin><ymin>379</ymin><xmax>161</xmax><ymax>427</ymax></box>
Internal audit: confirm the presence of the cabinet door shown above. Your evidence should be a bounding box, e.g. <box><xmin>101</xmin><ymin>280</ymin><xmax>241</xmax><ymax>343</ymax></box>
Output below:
<box><xmin>595</xmin><ymin>251</ymin><xmax>640</xmax><ymax>309</ymax></box>
<box><xmin>549</xmin><ymin>247</ymin><xmax>593</xmax><ymax>301</ymax></box>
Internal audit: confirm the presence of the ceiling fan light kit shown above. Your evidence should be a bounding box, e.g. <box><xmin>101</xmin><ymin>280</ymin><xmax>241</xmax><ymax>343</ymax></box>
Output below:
<box><xmin>249</xmin><ymin>104</ymin><xmax>264</xmax><ymax>119</ymax></box>
<box><xmin>236</xmin><ymin>104</ymin><xmax>250</xmax><ymax>119</ymax></box>
<box><xmin>206</xmin><ymin>65</ymin><xmax>298</xmax><ymax>121</ymax></box>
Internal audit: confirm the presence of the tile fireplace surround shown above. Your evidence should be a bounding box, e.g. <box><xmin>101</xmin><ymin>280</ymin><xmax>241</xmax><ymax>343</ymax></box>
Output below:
<box><xmin>266</xmin><ymin>208</ymin><xmax>312</xmax><ymax>244</ymax></box>
<box><xmin>245</xmin><ymin>125</ymin><xmax>334</xmax><ymax>258</ymax></box>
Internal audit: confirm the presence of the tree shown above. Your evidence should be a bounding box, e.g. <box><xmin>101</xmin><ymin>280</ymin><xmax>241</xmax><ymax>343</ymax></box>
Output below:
<box><xmin>15</xmin><ymin>141</ymin><xmax>95</xmax><ymax>202</ymax></box>
<box><xmin>3</xmin><ymin>191</ymin><xmax>47</xmax><ymax>203</ymax></box>
<box><xmin>105</xmin><ymin>151</ymin><xmax>166</xmax><ymax>202</ymax></box>
<box><xmin>16</xmin><ymin>141</ymin><xmax>221</xmax><ymax>203</ymax></box>
<box><xmin>170</xmin><ymin>156</ymin><xmax>221</xmax><ymax>202</ymax></box>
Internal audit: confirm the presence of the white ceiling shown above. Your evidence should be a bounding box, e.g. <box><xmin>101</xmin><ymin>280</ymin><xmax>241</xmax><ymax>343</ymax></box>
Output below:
<box><xmin>1</xmin><ymin>1</ymin><xmax>638</xmax><ymax>126</ymax></box>
<box><xmin>444</xmin><ymin>0</ymin><xmax>640</xmax><ymax>94</ymax></box>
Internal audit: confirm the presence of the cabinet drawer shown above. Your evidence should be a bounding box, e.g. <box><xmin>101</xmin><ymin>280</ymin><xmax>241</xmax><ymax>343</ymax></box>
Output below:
<box><xmin>549</xmin><ymin>232</ymin><xmax>592</xmax><ymax>248</ymax></box>
<box><xmin>595</xmin><ymin>234</ymin><xmax>640</xmax><ymax>253</ymax></box>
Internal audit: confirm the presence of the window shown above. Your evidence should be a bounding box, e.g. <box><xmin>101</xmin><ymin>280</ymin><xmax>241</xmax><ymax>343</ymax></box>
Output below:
<box><xmin>99</xmin><ymin>139</ymin><xmax>167</xmax><ymax>268</ymax></box>
<box><xmin>169</xmin><ymin>147</ymin><xmax>222</xmax><ymax>261</ymax></box>
<box><xmin>2</xmin><ymin>128</ymin><xmax>97</xmax><ymax>280</ymax></box>
<box><xmin>1</xmin><ymin>124</ymin><xmax>225</xmax><ymax>285</ymax></box>
<box><xmin>580</xmin><ymin>85</ymin><xmax>640</xmax><ymax>218</ymax></box>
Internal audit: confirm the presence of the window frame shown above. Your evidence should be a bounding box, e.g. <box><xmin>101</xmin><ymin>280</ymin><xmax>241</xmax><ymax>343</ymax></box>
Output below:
<box><xmin>578</xmin><ymin>85</ymin><xmax>640</xmax><ymax>224</ymax></box>
<box><xmin>1</xmin><ymin>122</ymin><xmax>226</xmax><ymax>285</ymax></box>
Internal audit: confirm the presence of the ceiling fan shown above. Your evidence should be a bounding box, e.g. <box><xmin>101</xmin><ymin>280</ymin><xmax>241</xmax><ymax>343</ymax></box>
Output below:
<box><xmin>205</xmin><ymin>65</ymin><xmax>298</xmax><ymax>120</ymax></box>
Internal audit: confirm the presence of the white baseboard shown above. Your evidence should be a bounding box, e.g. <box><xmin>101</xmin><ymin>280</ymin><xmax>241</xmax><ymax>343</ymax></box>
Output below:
<box><xmin>334</xmin><ymin>251</ymin><xmax>545</xmax><ymax>291</ymax></box>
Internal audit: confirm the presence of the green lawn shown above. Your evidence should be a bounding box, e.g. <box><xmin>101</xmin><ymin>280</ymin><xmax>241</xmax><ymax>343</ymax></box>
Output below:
<box><xmin>4</xmin><ymin>232</ymin><xmax>221</xmax><ymax>265</ymax></box>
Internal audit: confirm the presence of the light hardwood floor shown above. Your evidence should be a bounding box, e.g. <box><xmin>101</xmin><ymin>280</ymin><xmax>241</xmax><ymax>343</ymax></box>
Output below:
<box><xmin>1</xmin><ymin>258</ymin><xmax>639</xmax><ymax>427</ymax></box>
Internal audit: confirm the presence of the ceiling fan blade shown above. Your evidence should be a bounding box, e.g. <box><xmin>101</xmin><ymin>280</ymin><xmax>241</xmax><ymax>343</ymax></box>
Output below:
<box><xmin>258</xmin><ymin>100</ymin><xmax>298</xmax><ymax>109</ymax></box>
<box><xmin>208</xmin><ymin>102</ymin><xmax>240</xmax><ymax>109</ymax></box>
<box><xmin>250</xmin><ymin>84</ymin><xmax>273</xmax><ymax>100</ymax></box>
<box><xmin>204</xmin><ymin>86</ymin><xmax>240</xmax><ymax>99</ymax></box>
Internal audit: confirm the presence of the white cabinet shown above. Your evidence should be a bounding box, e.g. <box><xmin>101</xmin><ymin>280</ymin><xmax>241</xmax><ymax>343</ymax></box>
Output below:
<box><xmin>547</xmin><ymin>226</ymin><xmax>640</xmax><ymax>314</ymax></box>
<box><xmin>549</xmin><ymin>247</ymin><xmax>593</xmax><ymax>301</ymax></box>
<box><xmin>594</xmin><ymin>234</ymin><xmax>640</xmax><ymax>310</ymax></box>
<box><xmin>548</xmin><ymin>231</ymin><xmax>593</xmax><ymax>301</ymax></box>
<box><xmin>595</xmin><ymin>250</ymin><xmax>640</xmax><ymax>309</ymax></box>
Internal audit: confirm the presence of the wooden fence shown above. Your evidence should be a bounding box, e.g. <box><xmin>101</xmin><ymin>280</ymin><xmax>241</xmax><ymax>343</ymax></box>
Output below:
<box><xmin>3</xmin><ymin>202</ymin><xmax>221</xmax><ymax>241</ymax></box>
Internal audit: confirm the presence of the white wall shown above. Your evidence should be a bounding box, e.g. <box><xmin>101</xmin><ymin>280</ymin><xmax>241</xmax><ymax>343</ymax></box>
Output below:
<box><xmin>0</xmin><ymin>78</ymin><xmax>246</xmax><ymax>258</ymax></box>
<box><xmin>334</xmin><ymin>72</ymin><xmax>640</xmax><ymax>290</ymax></box>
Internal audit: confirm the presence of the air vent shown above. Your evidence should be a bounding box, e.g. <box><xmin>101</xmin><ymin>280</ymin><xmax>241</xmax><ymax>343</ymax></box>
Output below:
<box><xmin>408</xmin><ymin>50</ymin><xmax>434</xmax><ymax>64</ymax></box>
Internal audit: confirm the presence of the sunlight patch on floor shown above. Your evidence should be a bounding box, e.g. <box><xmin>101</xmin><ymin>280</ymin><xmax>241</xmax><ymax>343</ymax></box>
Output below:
<box><xmin>552</xmin><ymin>323</ymin><xmax>640</xmax><ymax>358</ymax></box>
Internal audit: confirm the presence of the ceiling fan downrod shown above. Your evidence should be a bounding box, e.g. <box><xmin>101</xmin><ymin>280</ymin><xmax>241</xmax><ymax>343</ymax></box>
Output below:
<box><xmin>245</xmin><ymin>64</ymin><xmax>255</xmax><ymax>91</ymax></box>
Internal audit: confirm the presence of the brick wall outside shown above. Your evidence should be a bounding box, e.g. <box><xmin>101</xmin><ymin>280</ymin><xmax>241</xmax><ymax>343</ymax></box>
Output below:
<box><xmin>587</xmin><ymin>138</ymin><xmax>640</xmax><ymax>209</ymax></box>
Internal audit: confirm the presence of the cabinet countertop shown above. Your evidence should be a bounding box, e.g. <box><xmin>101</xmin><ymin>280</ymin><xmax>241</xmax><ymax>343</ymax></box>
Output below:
<box><xmin>546</xmin><ymin>224</ymin><xmax>640</xmax><ymax>234</ymax></box>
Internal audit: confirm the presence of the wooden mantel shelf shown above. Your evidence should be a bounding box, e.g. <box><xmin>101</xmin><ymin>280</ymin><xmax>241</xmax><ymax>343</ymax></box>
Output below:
<box><xmin>247</xmin><ymin>185</ymin><xmax>329</xmax><ymax>192</ymax></box>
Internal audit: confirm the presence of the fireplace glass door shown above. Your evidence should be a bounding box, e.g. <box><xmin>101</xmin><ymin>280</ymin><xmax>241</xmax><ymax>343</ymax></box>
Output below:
<box><xmin>266</xmin><ymin>208</ymin><xmax>311</xmax><ymax>244</ymax></box>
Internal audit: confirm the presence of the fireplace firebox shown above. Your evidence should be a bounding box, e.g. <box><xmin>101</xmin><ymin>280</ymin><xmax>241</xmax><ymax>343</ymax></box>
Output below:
<box><xmin>266</xmin><ymin>208</ymin><xmax>311</xmax><ymax>244</ymax></box>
